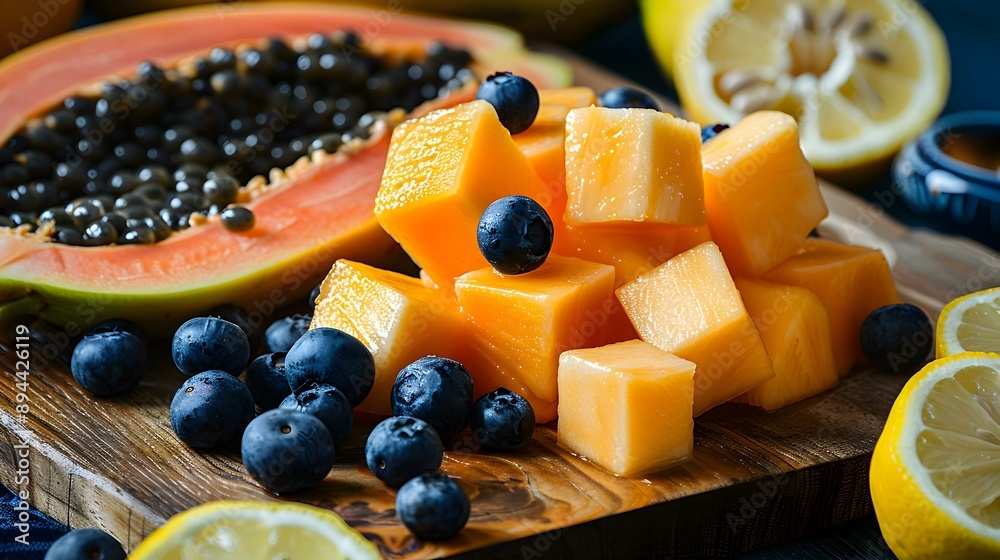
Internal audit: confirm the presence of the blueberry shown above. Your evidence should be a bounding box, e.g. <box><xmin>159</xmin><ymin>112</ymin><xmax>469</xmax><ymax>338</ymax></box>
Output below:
<box><xmin>396</xmin><ymin>472</ymin><xmax>470</xmax><ymax>540</ymax></box>
<box><xmin>279</xmin><ymin>383</ymin><xmax>353</xmax><ymax>447</ymax></box>
<box><xmin>861</xmin><ymin>303</ymin><xmax>934</xmax><ymax>376</ymax></box>
<box><xmin>171</xmin><ymin>317</ymin><xmax>250</xmax><ymax>377</ymax></box>
<box><xmin>70</xmin><ymin>332</ymin><xmax>147</xmax><ymax>396</ymax></box>
<box><xmin>245</xmin><ymin>352</ymin><xmax>292</xmax><ymax>410</ymax></box>
<box><xmin>265</xmin><ymin>314</ymin><xmax>311</xmax><ymax>353</ymax></box>
<box><xmin>308</xmin><ymin>283</ymin><xmax>322</xmax><ymax>310</ymax></box>
<box><xmin>598</xmin><ymin>86</ymin><xmax>660</xmax><ymax>110</ymax></box>
<box><xmin>88</xmin><ymin>318</ymin><xmax>145</xmax><ymax>345</ymax></box>
<box><xmin>470</xmin><ymin>388</ymin><xmax>535</xmax><ymax>450</ymax></box>
<box><xmin>209</xmin><ymin>304</ymin><xmax>261</xmax><ymax>352</ymax></box>
<box><xmin>477</xmin><ymin>195</ymin><xmax>554</xmax><ymax>275</ymax></box>
<box><xmin>241</xmin><ymin>409</ymin><xmax>335</xmax><ymax>494</ymax></box>
<box><xmin>475</xmin><ymin>71</ymin><xmax>539</xmax><ymax>134</ymax></box>
<box><xmin>170</xmin><ymin>370</ymin><xmax>255</xmax><ymax>448</ymax></box>
<box><xmin>391</xmin><ymin>356</ymin><xmax>474</xmax><ymax>440</ymax></box>
<box><xmin>284</xmin><ymin>327</ymin><xmax>375</xmax><ymax>406</ymax></box>
<box><xmin>44</xmin><ymin>528</ymin><xmax>126</xmax><ymax>560</ymax></box>
<box><xmin>701</xmin><ymin>123</ymin><xmax>730</xmax><ymax>143</ymax></box>
<box><xmin>365</xmin><ymin>416</ymin><xmax>443</xmax><ymax>488</ymax></box>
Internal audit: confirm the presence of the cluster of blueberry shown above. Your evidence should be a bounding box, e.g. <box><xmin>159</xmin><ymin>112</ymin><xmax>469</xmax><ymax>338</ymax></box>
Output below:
<box><xmin>362</xmin><ymin>356</ymin><xmax>537</xmax><ymax>539</ymax></box>
<box><xmin>67</xmin><ymin>279</ymin><xmax>538</xmax><ymax>541</ymax></box>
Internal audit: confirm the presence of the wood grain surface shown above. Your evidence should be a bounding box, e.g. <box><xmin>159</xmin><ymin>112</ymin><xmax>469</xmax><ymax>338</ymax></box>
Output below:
<box><xmin>2</xmin><ymin>53</ymin><xmax>998</xmax><ymax>559</ymax></box>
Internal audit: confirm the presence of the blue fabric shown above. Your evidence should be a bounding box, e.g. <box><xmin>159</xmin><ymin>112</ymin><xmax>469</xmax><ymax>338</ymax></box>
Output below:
<box><xmin>2</xmin><ymin>2</ymin><xmax>998</xmax><ymax>557</ymax></box>
<box><xmin>0</xmin><ymin>487</ymin><xmax>68</xmax><ymax>559</ymax></box>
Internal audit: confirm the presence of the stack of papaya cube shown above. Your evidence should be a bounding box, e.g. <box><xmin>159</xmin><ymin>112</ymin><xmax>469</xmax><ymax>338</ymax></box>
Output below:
<box><xmin>310</xmin><ymin>87</ymin><xmax>897</xmax><ymax>477</ymax></box>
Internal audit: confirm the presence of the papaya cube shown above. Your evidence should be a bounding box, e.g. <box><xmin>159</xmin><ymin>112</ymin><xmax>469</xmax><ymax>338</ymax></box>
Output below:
<box><xmin>558</xmin><ymin>340</ymin><xmax>695</xmax><ymax>476</ymax></box>
<box><xmin>764</xmin><ymin>239</ymin><xmax>899</xmax><ymax>375</ymax></box>
<box><xmin>514</xmin><ymin>125</ymin><xmax>566</xmax><ymax>210</ymax></box>
<box><xmin>455</xmin><ymin>255</ymin><xmax>616</xmax><ymax>404</ymax></box>
<box><xmin>312</xmin><ymin>260</ymin><xmax>466</xmax><ymax>416</ymax></box>
<box><xmin>734</xmin><ymin>278</ymin><xmax>839</xmax><ymax>410</ymax></box>
<box><xmin>553</xmin><ymin>223</ymin><xmax>713</xmax><ymax>289</ymax></box>
<box><xmin>514</xmin><ymin>88</ymin><xmax>599</xmax><ymax>220</ymax></box>
<box><xmin>375</xmin><ymin>99</ymin><xmax>548</xmax><ymax>289</ymax></box>
<box><xmin>464</xmin><ymin>343</ymin><xmax>559</xmax><ymax>424</ymax></box>
<box><xmin>534</xmin><ymin>87</ymin><xmax>598</xmax><ymax>127</ymax></box>
<box><xmin>674</xmin><ymin>226</ymin><xmax>713</xmax><ymax>254</ymax></box>
<box><xmin>514</xmin><ymin>124</ymin><xmax>568</xmax><ymax>220</ymax></box>
<box><xmin>563</xmin><ymin>107</ymin><xmax>705</xmax><ymax>226</ymax></box>
<box><xmin>616</xmin><ymin>242</ymin><xmax>775</xmax><ymax>415</ymax></box>
<box><xmin>702</xmin><ymin>111</ymin><xmax>828</xmax><ymax>277</ymax></box>
<box><xmin>552</xmin><ymin>223</ymin><xmax>704</xmax><ymax>344</ymax></box>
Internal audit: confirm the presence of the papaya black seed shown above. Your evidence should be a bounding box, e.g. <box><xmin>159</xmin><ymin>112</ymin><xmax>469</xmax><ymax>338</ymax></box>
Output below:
<box><xmin>69</xmin><ymin>201</ymin><xmax>105</xmax><ymax>228</ymax></box>
<box><xmin>114</xmin><ymin>193</ymin><xmax>146</xmax><ymax>209</ymax></box>
<box><xmin>202</xmin><ymin>174</ymin><xmax>239</xmax><ymax>205</ymax></box>
<box><xmin>84</xmin><ymin>220</ymin><xmax>118</xmax><ymax>246</ymax></box>
<box><xmin>55</xmin><ymin>227</ymin><xmax>86</xmax><ymax>245</ymax></box>
<box><xmin>39</xmin><ymin>207</ymin><xmax>74</xmax><ymax>227</ymax></box>
<box><xmin>54</xmin><ymin>163</ymin><xmax>89</xmax><ymax>191</ymax></box>
<box><xmin>144</xmin><ymin>215</ymin><xmax>173</xmax><ymax>241</ymax></box>
<box><xmin>100</xmin><ymin>212</ymin><xmax>127</xmax><ymax>233</ymax></box>
<box><xmin>114</xmin><ymin>143</ymin><xmax>145</xmax><ymax>168</ymax></box>
<box><xmin>108</xmin><ymin>171</ymin><xmax>139</xmax><ymax>194</ymax></box>
<box><xmin>119</xmin><ymin>224</ymin><xmax>157</xmax><ymax>245</ymax></box>
<box><xmin>134</xmin><ymin>182</ymin><xmax>167</xmax><ymax>201</ymax></box>
<box><xmin>44</xmin><ymin>110</ymin><xmax>78</xmax><ymax>133</ymax></box>
<box><xmin>159</xmin><ymin>207</ymin><xmax>184</xmax><ymax>230</ymax></box>
<box><xmin>119</xmin><ymin>205</ymin><xmax>156</xmax><ymax>220</ymax></box>
<box><xmin>31</xmin><ymin>181</ymin><xmax>61</xmax><ymax>208</ymax></box>
<box><xmin>221</xmin><ymin>206</ymin><xmax>255</xmax><ymax>232</ymax></box>
<box><xmin>2</xmin><ymin>163</ymin><xmax>31</xmax><ymax>186</ymax></box>
<box><xmin>63</xmin><ymin>96</ymin><xmax>94</xmax><ymax>114</ymax></box>
<box><xmin>136</xmin><ymin>164</ymin><xmax>170</xmax><ymax>185</ymax></box>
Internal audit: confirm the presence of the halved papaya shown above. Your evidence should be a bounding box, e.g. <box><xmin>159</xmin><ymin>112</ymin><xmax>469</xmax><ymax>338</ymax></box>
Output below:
<box><xmin>0</xmin><ymin>3</ymin><xmax>570</xmax><ymax>336</ymax></box>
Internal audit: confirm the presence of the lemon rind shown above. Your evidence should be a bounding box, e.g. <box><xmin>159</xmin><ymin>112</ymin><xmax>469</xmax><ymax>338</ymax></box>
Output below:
<box><xmin>936</xmin><ymin>287</ymin><xmax>1000</xmax><ymax>359</ymax></box>
<box><xmin>129</xmin><ymin>500</ymin><xmax>380</xmax><ymax>560</ymax></box>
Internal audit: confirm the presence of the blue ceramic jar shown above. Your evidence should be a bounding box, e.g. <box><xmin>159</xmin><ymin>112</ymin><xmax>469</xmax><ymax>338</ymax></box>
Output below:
<box><xmin>893</xmin><ymin>111</ymin><xmax>1000</xmax><ymax>242</ymax></box>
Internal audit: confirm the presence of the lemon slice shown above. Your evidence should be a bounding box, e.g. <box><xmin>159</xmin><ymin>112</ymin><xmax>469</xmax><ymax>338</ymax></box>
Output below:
<box><xmin>871</xmin><ymin>352</ymin><xmax>1000</xmax><ymax>559</ymax></box>
<box><xmin>937</xmin><ymin>287</ymin><xmax>1000</xmax><ymax>359</ymax></box>
<box><xmin>666</xmin><ymin>0</ymin><xmax>950</xmax><ymax>182</ymax></box>
<box><xmin>129</xmin><ymin>501</ymin><xmax>380</xmax><ymax>560</ymax></box>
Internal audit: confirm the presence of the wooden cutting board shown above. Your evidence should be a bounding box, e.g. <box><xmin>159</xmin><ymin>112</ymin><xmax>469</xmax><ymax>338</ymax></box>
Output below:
<box><xmin>2</xmin><ymin>52</ymin><xmax>997</xmax><ymax>559</ymax></box>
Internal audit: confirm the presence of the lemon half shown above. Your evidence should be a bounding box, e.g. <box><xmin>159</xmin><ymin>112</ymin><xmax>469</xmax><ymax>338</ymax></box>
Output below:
<box><xmin>937</xmin><ymin>287</ymin><xmax>1000</xmax><ymax>358</ymax></box>
<box><xmin>871</xmin><ymin>352</ymin><xmax>1000</xmax><ymax>560</ymax></box>
<box><xmin>662</xmin><ymin>0</ymin><xmax>950</xmax><ymax>183</ymax></box>
<box><xmin>129</xmin><ymin>501</ymin><xmax>380</xmax><ymax>560</ymax></box>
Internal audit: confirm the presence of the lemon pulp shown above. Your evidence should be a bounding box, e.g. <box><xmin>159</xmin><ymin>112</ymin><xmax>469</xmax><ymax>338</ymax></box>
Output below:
<box><xmin>129</xmin><ymin>501</ymin><xmax>380</xmax><ymax>560</ymax></box>
<box><xmin>919</xmin><ymin>365</ymin><xmax>1000</xmax><ymax>527</ymax></box>
<box><xmin>955</xmin><ymin>298</ymin><xmax>1000</xmax><ymax>354</ymax></box>
<box><xmin>669</xmin><ymin>0</ymin><xmax>949</xmax><ymax>179</ymax></box>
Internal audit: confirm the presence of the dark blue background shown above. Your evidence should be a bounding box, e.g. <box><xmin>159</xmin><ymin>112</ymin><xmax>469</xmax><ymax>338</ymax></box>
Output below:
<box><xmin>2</xmin><ymin>2</ymin><xmax>997</xmax><ymax>557</ymax></box>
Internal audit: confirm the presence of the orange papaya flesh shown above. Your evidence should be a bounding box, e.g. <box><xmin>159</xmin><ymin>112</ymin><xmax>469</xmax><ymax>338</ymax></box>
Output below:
<box><xmin>512</xmin><ymin>87</ymin><xmax>598</xmax><ymax>223</ymax></box>
<box><xmin>514</xmin><ymin>90</ymin><xmax>713</xmax><ymax>345</ymax></box>
<box><xmin>0</xmin><ymin>4</ymin><xmax>571</xmax><ymax>337</ymax></box>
